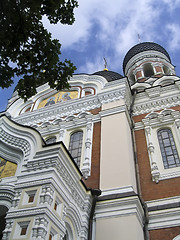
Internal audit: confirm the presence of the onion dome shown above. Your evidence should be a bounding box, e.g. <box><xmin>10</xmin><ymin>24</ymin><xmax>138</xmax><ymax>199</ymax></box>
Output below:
<box><xmin>122</xmin><ymin>42</ymin><xmax>175</xmax><ymax>85</ymax></box>
<box><xmin>92</xmin><ymin>70</ymin><xmax>124</xmax><ymax>82</ymax></box>
<box><xmin>123</xmin><ymin>42</ymin><xmax>171</xmax><ymax>74</ymax></box>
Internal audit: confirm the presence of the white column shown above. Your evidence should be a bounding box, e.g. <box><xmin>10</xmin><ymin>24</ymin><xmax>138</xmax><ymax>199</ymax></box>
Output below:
<box><xmin>81</xmin><ymin>120</ymin><xmax>93</xmax><ymax>179</ymax></box>
<box><xmin>145</xmin><ymin>126</ymin><xmax>160</xmax><ymax>183</ymax></box>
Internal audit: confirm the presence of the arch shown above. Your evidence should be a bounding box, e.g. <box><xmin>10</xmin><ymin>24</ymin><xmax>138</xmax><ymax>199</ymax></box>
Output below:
<box><xmin>0</xmin><ymin>183</ymin><xmax>15</xmax><ymax>239</ymax></box>
<box><xmin>0</xmin><ymin>141</ymin><xmax>23</xmax><ymax>176</ymax></box>
<box><xmin>173</xmin><ymin>235</ymin><xmax>180</xmax><ymax>240</ymax></box>
<box><xmin>0</xmin><ymin>115</ymin><xmax>44</xmax><ymax>163</ymax></box>
<box><xmin>157</xmin><ymin>128</ymin><xmax>180</xmax><ymax>169</ymax></box>
<box><xmin>78</xmin><ymin>112</ymin><xmax>90</xmax><ymax>119</ymax></box>
<box><xmin>65</xmin><ymin>115</ymin><xmax>76</xmax><ymax>122</ymax></box>
<box><xmin>161</xmin><ymin>109</ymin><xmax>175</xmax><ymax>116</ymax></box>
<box><xmin>52</xmin><ymin>118</ymin><xmax>63</xmax><ymax>125</ymax></box>
<box><xmin>143</xmin><ymin>63</ymin><xmax>154</xmax><ymax>77</ymax></box>
<box><xmin>45</xmin><ymin>136</ymin><xmax>56</xmax><ymax>145</ymax></box>
<box><xmin>0</xmin><ymin>205</ymin><xmax>8</xmax><ymax>239</ymax></box>
<box><xmin>153</xmin><ymin>76</ymin><xmax>179</xmax><ymax>86</ymax></box>
<box><xmin>63</xmin><ymin>222</ymin><xmax>74</xmax><ymax>240</ymax></box>
<box><xmin>41</xmin><ymin>121</ymin><xmax>51</xmax><ymax>128</ymax></box>
<box><xmin>163</xmin><ymin>65</ymin><xmax>170</xmax><ymax>75</ymax></box>
<box><xmin>131</xmin><ymin>82</ymin><xmax>151</xmax><ymax>92</ymax></box>
<box><xmin>69</xmin><ymin>131</ymin><xmax>83</xmax><ymax>168</ymax></box>
<box><xmin>145</xmin><ymin>112</ymin><xmax>159</xmax><ymax>119</ymax></box>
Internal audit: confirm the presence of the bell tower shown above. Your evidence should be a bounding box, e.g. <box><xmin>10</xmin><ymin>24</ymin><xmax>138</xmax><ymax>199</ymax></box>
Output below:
<box><xmin>123</xmin><ymin>42</ymin><xmax>176</xmax><ymax>85</ymax></box>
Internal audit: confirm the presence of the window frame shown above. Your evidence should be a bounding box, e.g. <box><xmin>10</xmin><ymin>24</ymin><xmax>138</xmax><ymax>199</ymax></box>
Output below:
<box><xmin>68</xmin><ymin>130</ymin><xmax>83</xmax><ymax>168</ymax></box>
<box><xmin>157</xmin><ymin>128</ymin><xmax>180</xmax><ymax>169</ymax></box>
<box><xmin>142</xmin><ymin>113</ymin><xmax>180</xmax><ymax>182</ymax></box>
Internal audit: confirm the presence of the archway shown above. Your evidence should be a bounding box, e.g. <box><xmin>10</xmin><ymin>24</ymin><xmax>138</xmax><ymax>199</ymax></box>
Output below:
<box><xmin>0</xmin><ymin>205</ymin><xmax>8</xmax><ymax>239</ymax></box>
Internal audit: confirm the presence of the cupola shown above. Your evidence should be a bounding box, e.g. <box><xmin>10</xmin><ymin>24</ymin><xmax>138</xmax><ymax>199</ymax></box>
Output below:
<box><xmin>123</xmin><ymin>42</ymin><xmax>175</xmax><ymax>85</ymax></box>
<box><xmin>92</xmin><ymin>70</ymin><xmax>124</xmax><ymax>82</ymax></box>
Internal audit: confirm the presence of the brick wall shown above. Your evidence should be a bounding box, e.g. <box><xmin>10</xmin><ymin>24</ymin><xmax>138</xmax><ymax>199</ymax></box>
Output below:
<box><xmin>83</xmin><ymin>121</ymin><xmax>101</xmax><ymax>189</ymax></box>
<box><xmin>149</xmin><ymin>226</ymin><xmax>180</xmax><ymax>240</ymax></box>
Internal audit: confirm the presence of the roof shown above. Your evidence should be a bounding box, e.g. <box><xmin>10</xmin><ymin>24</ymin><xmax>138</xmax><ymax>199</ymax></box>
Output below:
<box><xmin>123</xmin><ymin>42</ymin><xmax>171</xmax><ymax>73</ymax></box>
<box><xmin>92</xmin><ymin>70</ymin><xmax>124</xmax><ymax>82</ymax></box>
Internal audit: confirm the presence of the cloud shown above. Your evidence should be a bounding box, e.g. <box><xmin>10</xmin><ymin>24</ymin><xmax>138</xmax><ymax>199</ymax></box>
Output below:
<box><xmin>78</xmin><ymin>55</ymin><xmax>104</xmax><ymax>73</ymax></box>
<box><xmin>70</xmin><ymin>0</ymin><xmax>163</xmax><ymax>73</ymax></box>
<box><xmin>161</xmin><ymin>0</ymin><xmax>180</xmax><ymax>11</ymax></box>
<box><xmin>42</xmin><ymin>0</ymin><xmax>180</xmax><ymax>74</ymax></box>
<box><xmin>166</xmin><ymin>23</ymin><xmax>180</xmax><ymax>50</ymax></box>
<box><xmin>43</xmin><ymin>0</ymin><xmax>160</xmax><ymax>50</ymax></box>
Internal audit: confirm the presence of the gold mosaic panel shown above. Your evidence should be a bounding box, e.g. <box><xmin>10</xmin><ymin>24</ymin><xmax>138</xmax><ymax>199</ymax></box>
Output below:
<box><xmin>0</xmin><ymin>156</ymin><xmax>17</xmax><ymax>178</ymax></box>
<box><xmin>38</xmin><ymin>91</ymin><xmax>78</xmax><ymax>109</ymax></box>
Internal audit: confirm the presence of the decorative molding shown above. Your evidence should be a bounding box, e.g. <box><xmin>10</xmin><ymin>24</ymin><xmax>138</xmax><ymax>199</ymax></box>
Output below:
<box><xmin>145</xmin><ymin>126</ymin><xmax>160</xmax><ymax>183</ymax></box>
<box><xmin>148</xmin><ymin>207</ymin><xmax>180</xmax><ymax>230</ymax></box>
<box><xmin>133</xmin><ymin>79</ymin><xmax>180</xmax><ymax>116</ymax></box>
<box><xmin>13</xmin><ymin>86</ymin><xmax>130</xmax><ymax>127</ymax></box>
<box><xmin>81</xmin><ymin>120</ymin><xmax>93</xmax><ymax>179</ymax></box>
<box><xmin>137</xmin><ymin>109</ymin><xmax>180</xmax><ymax>182</ymax></box>
<box><xmin>95</xmin><ymin>196</ymin><xmax>144</xmax><ymax>227</ymax></box>
<box><xmin>26</xmin><ymin>149</ymin><xmax>89</xmax><ymax>212</ymax></box>
<box><xmin>11</xmin><ymin>190</ymin><xmax>21</xmax><ymax>208</ymax></box>
<box><xmin>2</xmin><ymin>219</ymin><xmax>13</xmax><ymax>240</ymax></box>
<box><xmin>39</xmin><ymin>185</ymin><xmax>54</xmax><ymax>206</ymax></box>
<box><xmin>0</xmin><ymin>127</ymin><xmax>30</xmax><ymax>157</ymax></box>
<box><xmin>32</xmin><ymin>217</ymin><xmax>48</xmax><ymax>239</ymax></box>
<box><xmin>101</xmin><ymin>186</ymin><xmax>135</xmax><ymax>197</ymax></box>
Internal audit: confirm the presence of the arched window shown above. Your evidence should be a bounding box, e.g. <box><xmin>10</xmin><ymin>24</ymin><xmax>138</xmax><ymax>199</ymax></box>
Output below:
<box><xmin>45</xmin><ymin>136</ymin><xmax>56</xmax><ymax>145</ymax></box>
<box><xmin>163</xmin><ymin>65</ymin><xmax>169</xmax><ymax>75</ymax></box>
<box><xmin>157</xmin><ymin>129</ymin><xmax>180</xmax><ymax>169</ymax></box>
<box><xmin>143</xmin><ymin>63</ymin><xmax>154</xmax><ymax>77</ymax></box>
<box><xmin>69</xmin><ymin>131</ymin><xmax>83</xmax><ymax>168</ymax></box>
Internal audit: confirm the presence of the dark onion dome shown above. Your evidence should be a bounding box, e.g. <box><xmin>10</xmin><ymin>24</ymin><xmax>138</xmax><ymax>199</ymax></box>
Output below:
<box><xmin>123</xmin><ymin>42</ymin><xmax>171</xmax><ymax>73</ymax></box>
<box><xmin>92</xmin><ymin>70</ymin><xmax>124</xmax><ymax>82</ymax></box>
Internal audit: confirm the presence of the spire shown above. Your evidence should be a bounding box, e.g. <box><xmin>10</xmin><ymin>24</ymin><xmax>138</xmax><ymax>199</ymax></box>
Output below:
<box><xmin>103</xmin><ymin>57</ymin><xmax>108</xmax><ymax>71</ymax></box>
<box><xmin>137</xmin><ymin>33</ymin><xmax>141</xmax><ymax>43</ymax></box>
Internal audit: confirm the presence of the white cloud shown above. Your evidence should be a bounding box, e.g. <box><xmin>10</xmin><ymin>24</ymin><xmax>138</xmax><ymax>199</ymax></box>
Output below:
<box><xmin>43</xmin><ymin>0</ymin><xmax>161</xmax><ymax>49</ymax></box>
<box><xmin>79</xmin><ymin>55</ymin><xmax>104</xmax><ymax>73</ymax></box>
<box><xmin>43</xmin><ymin>0</ymin><xmax>180</xmax><ymax>73</ymax></box>
<box><xmin>166</xmin><ymin>23</ymin><xmax>180</xmax><ymax>50</ymax></box>
<box><xmin>161</xmin><ymin>0</ymin><xmax>180</xmax><ymax>11</ymax></box>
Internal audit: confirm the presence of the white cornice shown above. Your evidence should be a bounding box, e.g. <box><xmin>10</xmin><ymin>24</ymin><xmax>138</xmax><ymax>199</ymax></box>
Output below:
<box><xmin>13</xmin><ymin>86</ymin><xmax>130</xmax><ymax>127</ymax></box>
<box><xmin>133</xmin><ymin>81</ymin><xmax>180</xmax><ymax>116</ymax></box>
<box><xmin>134</xmin><ymin>108</ymin><xmax>180</xmax><ymax>130</ymax></box>
<box><xmin>148</xmin><ymin>207</ymin><xmax>180</xmax><ymax>230</ymax></box>
<box><xmin>95</xmin><ymin>196</ymin><xmax>144</xmax><ymax>227</ymax></box>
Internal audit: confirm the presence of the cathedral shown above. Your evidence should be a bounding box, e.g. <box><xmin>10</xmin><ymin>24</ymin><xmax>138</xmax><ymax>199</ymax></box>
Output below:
<box><xmin>1</xmin><ymin>42</ymin><xmax>180</xmax><ymax>240</ymax></box>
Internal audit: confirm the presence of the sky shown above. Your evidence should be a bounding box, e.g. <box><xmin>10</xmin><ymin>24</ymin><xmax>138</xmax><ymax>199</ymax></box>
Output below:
<box><xmin>1</xmin><ymin>0</ymin><xmax>180</xmax><ymax>112</ymax></box>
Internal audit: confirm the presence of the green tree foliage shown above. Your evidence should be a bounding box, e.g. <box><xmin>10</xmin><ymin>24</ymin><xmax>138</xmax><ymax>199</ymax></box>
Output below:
<box><xmin>0</xmin><ymin>0</ymin><xmax>78</xmax><ymax>100</ymax></box>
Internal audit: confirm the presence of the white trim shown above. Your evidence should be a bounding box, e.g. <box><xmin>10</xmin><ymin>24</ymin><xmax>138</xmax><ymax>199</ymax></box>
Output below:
<box><xmin>140</xmin><ymin>109</ymin><xmax>180</xmax><ymax>182</ymax></box>
<box><xmin>148</xmin><ymin>207</ymin><xmax>180</xmax><ymax>230</ymax></box>
<box><xmin>95</xmin><ymin>196</ymin><xmax>144</xmax><ymax>228</ymax></box>
<box><xmin>101</xmin><ymin>186</ymin><xmax>134</xmax><ymax>197</ymax></box>
<box><xmin>173</xmin><ymin>235</ymin><xmax>180</xmax><ymax>240</ymax></box>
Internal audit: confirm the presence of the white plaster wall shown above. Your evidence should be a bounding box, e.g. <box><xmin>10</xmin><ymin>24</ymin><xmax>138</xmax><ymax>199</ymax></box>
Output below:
<box><xmin>100</xmin><ymin>100</ymin><xmax>137</xmax><ymax>192</ymax></box>
<box><xmin>96</xmin><ymin>215</ymin><xmax>144</xmax><ymax>240</ymax></box>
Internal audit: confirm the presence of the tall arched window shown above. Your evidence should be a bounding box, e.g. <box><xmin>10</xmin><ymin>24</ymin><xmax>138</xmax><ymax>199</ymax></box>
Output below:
<box><xmin>157</xmin><ymin>128</ymin><xmax>180</xmax><ymax>169</ymax></box>
<box><xmin>69</xmin><ymin>131</ymin><xmax>83</xmax><ymax>168</ymax></box>
<box><xmin>143</xmin><ymin>63</ymin><xmax>154</xmax><ymax>77</ymax></box>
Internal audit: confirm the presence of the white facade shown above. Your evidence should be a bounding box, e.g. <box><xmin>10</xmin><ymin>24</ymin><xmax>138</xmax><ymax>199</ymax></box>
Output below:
<box><xmin>1</xmin><ymin>42</ymin><xmax>180</xmax><ymax>239</ymax></box>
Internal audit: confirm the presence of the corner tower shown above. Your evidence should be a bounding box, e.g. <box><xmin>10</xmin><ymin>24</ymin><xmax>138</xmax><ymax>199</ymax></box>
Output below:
<box><xmin>123</xmin><ymin>42</ymin><xmax>176</xmax><ymax>85</ymax></box>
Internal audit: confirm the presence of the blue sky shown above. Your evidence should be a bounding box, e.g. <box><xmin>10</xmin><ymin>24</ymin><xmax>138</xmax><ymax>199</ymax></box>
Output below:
<box><xmin>1</xmin><ymin>0</ymin><xmax>180</xmax><ymax>112</ymax></box>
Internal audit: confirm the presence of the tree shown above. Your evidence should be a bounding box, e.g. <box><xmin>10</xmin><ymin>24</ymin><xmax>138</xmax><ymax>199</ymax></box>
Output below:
<box><xmin>0</xmin><ymin>0</ymin><xmax>78</xmax><ymax>100</ymax></box>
